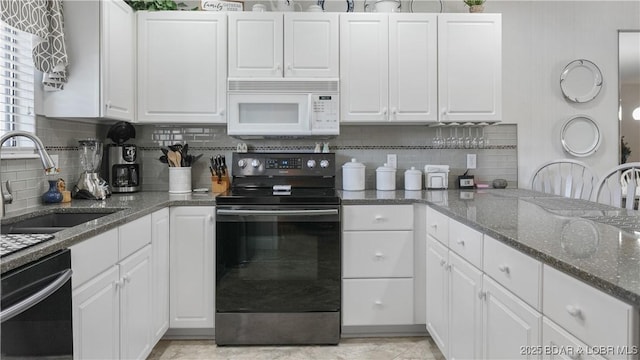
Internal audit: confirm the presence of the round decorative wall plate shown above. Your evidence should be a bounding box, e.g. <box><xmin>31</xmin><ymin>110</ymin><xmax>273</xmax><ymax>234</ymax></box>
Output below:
<box><xmin>560</xmin><ymin>115</ymin><xmax>601</xmax><ymax>157</ymax></box>
<box><xmin>560</xmin><ymin>59</ymin><xmax>603</xmax><ymax>103</ymax></box>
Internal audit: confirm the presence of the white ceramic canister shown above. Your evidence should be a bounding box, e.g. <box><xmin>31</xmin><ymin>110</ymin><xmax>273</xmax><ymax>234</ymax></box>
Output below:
<box><xmin>404</xmin><ymin>166</ymin><xmax>422</xmax><ymax>191</ymax></box>
<box><xmin>376</xmin><ymin>163</ymin><xmax>396</xmax><ymax>191</ymax></box>
<box><xmin>342</xmin><ymin>158</ymin><xmax>365</xmax><ymax>191</ymax></box>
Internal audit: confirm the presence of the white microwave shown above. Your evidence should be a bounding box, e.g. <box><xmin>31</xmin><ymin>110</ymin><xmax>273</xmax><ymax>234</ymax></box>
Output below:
<box><xmin>227</xmin><ymin>79</ymin><xmax>339</xmax><ymax>138</ymax></box>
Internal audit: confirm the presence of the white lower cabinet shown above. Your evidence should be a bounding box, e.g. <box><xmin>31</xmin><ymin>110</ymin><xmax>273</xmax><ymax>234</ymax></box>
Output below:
<box><xmin>542</xmin><ymin>317</ymin><xmax>606</xmax><ymax>360</ymax></box>
<box><xmin>342</xmin><ymin>205</ymin><xmax>417</xmax><ymax>329</ymax></box>
<box><xmin>482</xmin><ymin>276</ymin><xmax>542</xmax><ymax>360</ymax></box>
<box><xmin>151</xmin><ymin>208</ymin><xmax>170</xmax><ymax>343</ymax></box>
<box><xmin>71</xmin><ymin>212</ymin><xmax>164</xmax><ymax>360</ymax></box>
<box><xmin>426</xmin><ymin>235</ymin><xmax>483</xmax><ymax>359</ymax></box>
<box><xmin>169</xmin><ymin>206</ymin><xmax>215</xmax><ymax>329</ymax></box>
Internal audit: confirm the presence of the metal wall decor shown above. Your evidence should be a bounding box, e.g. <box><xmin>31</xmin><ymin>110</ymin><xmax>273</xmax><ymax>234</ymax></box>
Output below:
<box><xmin>560</xmin><ymin>59</ymin><xmax>603</xmax><ymax>103</ymax></box>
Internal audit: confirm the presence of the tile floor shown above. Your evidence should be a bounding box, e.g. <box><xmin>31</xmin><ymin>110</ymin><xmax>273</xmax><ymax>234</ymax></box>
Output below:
<box><xmin>147</xmin><ymin>336</ymin><xmax>445</xmax><ymax>360</ymax></box>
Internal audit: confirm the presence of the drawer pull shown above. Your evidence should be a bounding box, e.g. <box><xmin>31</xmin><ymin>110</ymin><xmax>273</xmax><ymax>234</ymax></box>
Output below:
<box><xmin>374</xmin><ymin>215</ymin><xmax>384</xmax><ymax>221</ymax></box>
<box><xmin>498</xmin><ymin>265</ymin><xmax>510</xmax><ymax>274</ymax></box>
<box><xmin>565</xmin><ymin>305</ymin><xmax>582</xmax><ymax>318</ymax></box>
<box><xmin>123</xmin><ymin>275</ymin><xmax>131</xmax><ymax>283</ymax></box>
<box><xmin>430</xmin><ymin>224</ymin><xmax>438</xmax><ymax>230</ymax></box>
<box><xmin>445</xmin><ymin>264</ymin><xmax>452</xmax><ymax>271</ymax></box>
<box><xmin>439</xmin><ymin>259</ymin><xmax>446</xmax><ymax>267</ymax></box>
<box><xmin>568</xmin><ymin>353</ymin><xmax>581</xmax><ymax>360</ymax></box>
<box><xmin>374</xmin><ymin>252</ymin><xmax>384</xmax><ymax>258</ymax></box>
<box><xmin>374</xmin><ymin>300</ymin><xmax>382</xmax><ymax>306</ymax></box>
<box><xmin>455</xmin><ymin>239</ymin><xmax>465</xmax><ymax>246</ymax></box>
<box><xmin>478</xmin><ymin>291</ymin><xmax>486</xmax><ymax>300</ymax></box>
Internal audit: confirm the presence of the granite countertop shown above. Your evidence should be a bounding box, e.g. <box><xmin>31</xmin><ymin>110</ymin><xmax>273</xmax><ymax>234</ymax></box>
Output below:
<box><xmin>0</xmin><ymin>191</ymin><xmax>218</xmax><ymax>273</ymax></box>
<box><xmin>341</xmin><ymin>189</ymin><xmax>640</xmax><ymax>307</ymax></box>
<box><xmin>2</xmin><ymin>189</ymin><xmax>640</xmax><ymax>308</ymax></box>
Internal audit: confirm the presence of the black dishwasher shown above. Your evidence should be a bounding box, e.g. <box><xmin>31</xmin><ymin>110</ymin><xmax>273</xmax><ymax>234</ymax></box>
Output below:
<box><xmin>1</xmin><ymin>249</ymin><xmax>73</xmax><ymax>358</ymax></box>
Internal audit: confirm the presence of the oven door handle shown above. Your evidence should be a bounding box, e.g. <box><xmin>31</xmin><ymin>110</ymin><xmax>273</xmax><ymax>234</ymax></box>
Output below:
<box><xmin>216</xmin><ymin>209</ymin><xmax>338</xmax><ymax>216</ymax></box>
<box><xmin>0</xmin><ymin>269</ymin><xmax>72</xmax><ymax>323</ymax></box>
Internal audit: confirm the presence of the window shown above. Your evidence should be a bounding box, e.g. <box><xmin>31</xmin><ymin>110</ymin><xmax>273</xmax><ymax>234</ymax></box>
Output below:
<box><xmin>1</xmin><ymin>20</ymin><xmax>35</xmax><ymax>151</ymax></box>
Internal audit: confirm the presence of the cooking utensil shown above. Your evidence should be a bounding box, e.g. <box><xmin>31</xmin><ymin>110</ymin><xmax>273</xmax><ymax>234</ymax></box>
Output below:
<box><xmin>167</xmin><ymin>151</ymin><xmax>179</xmax><ymax>167</ymax></box>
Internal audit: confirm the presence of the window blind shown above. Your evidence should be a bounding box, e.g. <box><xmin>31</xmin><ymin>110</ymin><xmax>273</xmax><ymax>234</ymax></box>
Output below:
<box><xmin>1</xmin><ymin>21</ymin><xmax>35</xmax><ymax>149</ymax></box>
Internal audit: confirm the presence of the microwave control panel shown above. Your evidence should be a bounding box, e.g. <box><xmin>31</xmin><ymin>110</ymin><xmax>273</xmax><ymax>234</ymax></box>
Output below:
<box><xmin>311</xmin><ymin>94</ymin><xmax>339</xmax><ymax>132</ymax></box>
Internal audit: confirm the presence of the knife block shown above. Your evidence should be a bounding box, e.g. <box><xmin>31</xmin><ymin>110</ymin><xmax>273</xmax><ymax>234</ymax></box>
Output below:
<box><xmin>211</xmin><ymin>175</ymin><xmax>230</xmax><ymax>193</ymax></box>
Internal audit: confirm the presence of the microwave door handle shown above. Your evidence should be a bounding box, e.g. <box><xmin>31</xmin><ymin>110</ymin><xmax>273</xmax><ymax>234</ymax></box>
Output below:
<box><xmin>306</xmin><ymin>94</ymin><xmax>313</xmax><ymax>132</ymax></box>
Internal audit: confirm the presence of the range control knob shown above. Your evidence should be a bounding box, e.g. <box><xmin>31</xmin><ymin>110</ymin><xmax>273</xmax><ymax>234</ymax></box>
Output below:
<box><xmin>307</xmin><ymin>159</ymin><xmax>316</xmax><ymax>168</ymax></box>
<box><xmin>251</xmin><ymin>159</ymin><xmax>261</xmax><ymax>168</ymax></box>
<box><xmin>320</xmin><ymin>159</ymin><xmax>330</xmax><ymax>168</ymax></box>
<box><xmin>238</xmin><ymin>159</ymin><xmax>247</xmax><ymax>169</ymax></box>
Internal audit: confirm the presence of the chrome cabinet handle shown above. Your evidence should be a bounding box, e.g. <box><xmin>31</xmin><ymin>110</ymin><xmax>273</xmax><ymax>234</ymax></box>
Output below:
<box><xmin>1</xmin><ymin>269</ymin><xmax>72</xmax><ymax>323</ymax></box>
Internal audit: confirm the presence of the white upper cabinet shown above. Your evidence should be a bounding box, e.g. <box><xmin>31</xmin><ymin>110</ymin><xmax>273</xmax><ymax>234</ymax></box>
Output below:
<box><xmin>340</xmin><ymin>14</ymin><xmax>437</xmax><ymax>123</ymax></box>
<box><xmin>42</xmin><ymin>0</ymin><xmax>135</xmax><ymax>121</ymax></box>
<box><xmin>438</xmin><ymin>13</ymin><xmax>502</xmax><ymax>122</ymax></box>
<box><xmin>228</xmin><ymin>12</ymin><xmax>338</xmax><ymax>78</ymax></box>
<box><xmin>137</xmin><ymin>11</ymin><xmax>227</xmax><ymax>123</ymax></box>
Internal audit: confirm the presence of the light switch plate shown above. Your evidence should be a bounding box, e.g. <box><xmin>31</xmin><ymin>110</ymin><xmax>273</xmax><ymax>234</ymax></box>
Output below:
<box><xmin>466</xmin><ymin>154</ymin><xmax>477</xmax><ymax>169</ymax></box>
<box><xmin>387</xmin><ymin>154</ymin><xmax>397</xmax><ymax>168</ymax></box>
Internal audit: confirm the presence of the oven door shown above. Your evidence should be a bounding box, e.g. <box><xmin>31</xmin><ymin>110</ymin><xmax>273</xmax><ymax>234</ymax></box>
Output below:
<box><xmin>215</xmin><ymin>205</ymin><xmax>340</xmax><ymax>313</ymax></box>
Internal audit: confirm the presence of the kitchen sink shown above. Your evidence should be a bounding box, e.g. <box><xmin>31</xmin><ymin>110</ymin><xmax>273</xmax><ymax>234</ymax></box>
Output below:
<box><xmin>1</xmin><ymin>210</ymin><xmax>121</xmax><ymax>234</ymax></box>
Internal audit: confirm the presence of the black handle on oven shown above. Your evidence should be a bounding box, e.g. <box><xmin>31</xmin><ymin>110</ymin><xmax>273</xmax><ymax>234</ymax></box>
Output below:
<box><xmin>0</xmin><ymin>269</ymin><xmax>72</xmax><ymax>323</ymax></box>
<box><xmin>216</xmin><ymin>209</ymin><xmax>339</xmax><ymax>216</ymax></box>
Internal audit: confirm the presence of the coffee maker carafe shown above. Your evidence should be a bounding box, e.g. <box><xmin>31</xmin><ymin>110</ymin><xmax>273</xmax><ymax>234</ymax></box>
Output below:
<box><xmin>104</xmin><ymin>121</ymin><xmax>140</xmax><ymax>193</ymax></box>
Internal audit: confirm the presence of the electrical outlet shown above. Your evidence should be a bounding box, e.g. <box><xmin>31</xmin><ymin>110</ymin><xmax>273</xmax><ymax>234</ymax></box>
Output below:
<box><xmin>466</xmin><ymin>154</ymin><xmax>477</xmax><ymax>169</ymax></box>
<box><xmin>387</xmin><ymin>154</ymin><xmax>397</xmax><ymax>168</ymax></box>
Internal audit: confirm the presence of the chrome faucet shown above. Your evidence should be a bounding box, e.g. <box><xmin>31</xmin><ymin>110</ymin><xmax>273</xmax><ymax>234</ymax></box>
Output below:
<box><xmin>1</xmin><ymin>130</ymin><xmax>59</xmax><ymax>218</ymax></box>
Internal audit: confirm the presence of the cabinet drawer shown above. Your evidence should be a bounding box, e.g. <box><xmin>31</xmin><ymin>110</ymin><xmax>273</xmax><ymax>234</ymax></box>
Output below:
<box><xmin>449</xmin><ymin>219</ymin><xmax>482</xmax><ymax>269</ymax></box>
<box><xmin>342</xmin><ymin>205</ymin><xmax>413</xmax><ymax>231</ymax></box>
<box><xmin>426</xmin><ymin>206</ymin><xmax>449</xmax><ymax>244</ymax></box>
<box><xmin>542</xmin><ymin>317</ymin><xmax>606</xmax><ymax>360</ymax></box>
<box><xmin>119</xmin><ymin>214</ymin><xmax>152</xmax><ymax>259</ymax></box>
<box><xmin>343</xmin><ymin>231</ymin><xmax>413</xmax><ymax>278</ymax></box>
<box><xmin>483</xmin><ymin>235</ymin><xmax>541</xmax><ymax>311</ymax></box>
<box><xmin>342</xmin><ymin>278</ymin><xmax>414</xmax><ymax>326</ymax></box>
<box><xmin>543</xmin><ymin>265</ymin><xmax>637</xmax><ymax>350</ymax></box>
<box><xmin>71</xmin><ymin>228</ymin><xmax>118</xmax><ymax>288</ymax></box>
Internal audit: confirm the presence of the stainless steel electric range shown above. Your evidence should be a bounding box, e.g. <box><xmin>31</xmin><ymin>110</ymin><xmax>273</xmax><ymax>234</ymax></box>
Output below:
<box><xmin>215</xmin><ymin>152</ymin><xmax>340</xmax><ymax>345</ymax></box>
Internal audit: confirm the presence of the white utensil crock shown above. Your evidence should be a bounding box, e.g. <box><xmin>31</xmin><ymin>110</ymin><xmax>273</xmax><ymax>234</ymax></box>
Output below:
<box><xmin>169</xmin><ymin>167</ymin><xmax>192</xmax><ymax>193</ymax></box>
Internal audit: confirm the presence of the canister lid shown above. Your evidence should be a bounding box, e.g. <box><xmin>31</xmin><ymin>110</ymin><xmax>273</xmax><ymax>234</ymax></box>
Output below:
<box><xmin>376</xmin><ymin>163</ymin><xmax>396</xmax><ymax>172</ymax></box>
<box><xmin>343</xmin><ymin>158</ymin><xmax>365</xmax><ymax>169</ymax></box>
<box><xmin>405</xmin><ymin>166</ymin><xmax>422</xmax><ymax>175</ymax></box>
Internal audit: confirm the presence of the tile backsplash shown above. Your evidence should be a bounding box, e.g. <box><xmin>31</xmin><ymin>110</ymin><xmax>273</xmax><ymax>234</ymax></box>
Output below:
<box><xmin>2</xmin><ymin>118</ymin><xmax>516</xmax><ymax>214</ymax></box>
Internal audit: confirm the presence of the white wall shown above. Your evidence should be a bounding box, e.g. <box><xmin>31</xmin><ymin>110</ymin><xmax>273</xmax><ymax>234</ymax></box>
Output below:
<box><xmin>489</xmin><ymin>1</ymin><xmax>640</xmax><ymax>186</ymax></box>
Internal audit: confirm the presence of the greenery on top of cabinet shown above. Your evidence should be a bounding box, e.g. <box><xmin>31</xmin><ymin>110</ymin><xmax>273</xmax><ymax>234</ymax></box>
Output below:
<box><xmin>125</xmin><ymin>0</ymin><xmax>197</xmax><ymax>11</ymax></box>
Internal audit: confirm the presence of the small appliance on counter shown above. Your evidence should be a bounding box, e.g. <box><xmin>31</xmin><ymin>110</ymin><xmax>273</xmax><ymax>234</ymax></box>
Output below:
<box><xmin>73</xmin><ymin>139</ymin><xmax>110</xmax><ymax>200</ymax></box>
<box><xmin>103</xmin><ymin>122</ymin><xmax>140</xmax><ymax>193</ymax></box>
<box><xmin>425</xmin><ymin>165</ymin><xmax>450</xmax><ymax>189</ymax></box>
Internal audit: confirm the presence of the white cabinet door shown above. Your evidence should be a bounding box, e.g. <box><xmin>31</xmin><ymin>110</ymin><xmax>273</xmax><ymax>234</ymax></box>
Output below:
<box><xmin>137</xmin><ymin>12</ymin><xmax>227</xmax><ymax>123</ymax></box>
<box><xmin>101</xmin><ymin>0</ymin><xmax>135</xmax><ymax>120</ymax></box>
<box><xmin>438</xmin><ymin>14</ymin><xmax>502</xmax><ymax>122</ymax></box>
<box><xmin>42</xmin><ymin>0</ymin><xmax>134</xmax><ymax>121</ymax></box>
<box><xmin>170</xmin><ymin>207</ymin><xmax>215</xmax><ymax>329</ymax></box>
<box><xmin>284</xmin><ymin>13</ymin><xmax>339</xmax><ymax>78</ymax></box>
<box><xmin>449</xmin><ymin>252</ymin><xmax>483</xmax><ymax>360</ymax></box>
<box><xmin>72</xmin><ymin>266</ymin><xmax>120</xmax><ymax>360</ymax></box>
<box><xmin>426</xmin><ymin>236</ymin><xmax>449</xmax><ymax>358</ymax></box>
<box><xmin>151</xmin><ymin>208</ymin><xmax>170</xmax><ymax>343</ymax></box>
<box><xmin>483</xmin><ymin>276</ymin><xmax>542</xmax><ymax>360</ymax></box>
<box><xmin>228</xmin><ymin>13</ymin><xmax>283</xmax><ymax>78</ymax></box>
<box><xmin>388</xmin><ymin>14</ymin><xmax>437</xmax><ymax>122</ymax></box>
<box><xmin>340</xmin><ymin>14</ymin><xmax>389</xmax><ymax>123</ymax></box>
<box><xmin>119</xmin><ymin>245</ymin><xmax>153</xmax><ymax>360</ymax></box>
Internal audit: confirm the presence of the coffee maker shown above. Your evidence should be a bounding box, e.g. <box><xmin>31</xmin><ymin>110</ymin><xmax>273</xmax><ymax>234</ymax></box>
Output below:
<box><xmin>103</xmin><ymin>122</ymin><xmax>140</xmax><ymax>193</ymax></box>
